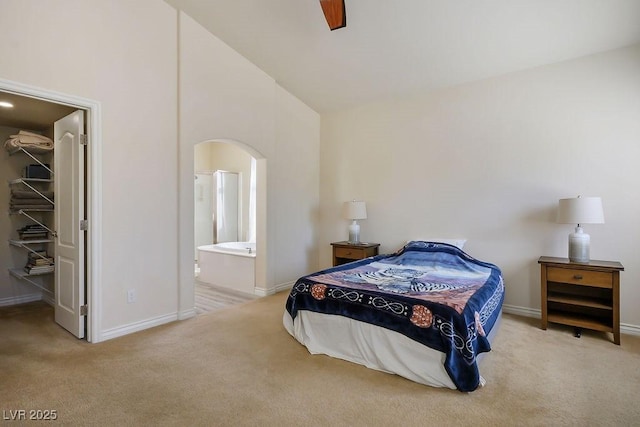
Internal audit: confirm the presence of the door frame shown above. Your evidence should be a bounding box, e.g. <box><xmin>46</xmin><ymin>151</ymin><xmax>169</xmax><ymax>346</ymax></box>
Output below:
<box><xmin>0</xmin><ymin>78</ymin><xmax>102</xmax><ymax>343</ymax></box>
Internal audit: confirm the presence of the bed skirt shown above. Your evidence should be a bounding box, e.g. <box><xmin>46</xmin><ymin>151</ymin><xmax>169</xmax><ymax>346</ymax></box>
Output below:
<box><xmin>283</xmin><ymin>309</ymin><xmax>501</xmax><ymax>390</ymax></box>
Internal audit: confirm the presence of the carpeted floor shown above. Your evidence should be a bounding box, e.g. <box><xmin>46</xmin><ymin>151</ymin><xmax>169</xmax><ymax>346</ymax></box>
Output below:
<box><xmin>1</xmin><ymin>292</ymin><xmax>639</xmax><ymax>426</ymax></box>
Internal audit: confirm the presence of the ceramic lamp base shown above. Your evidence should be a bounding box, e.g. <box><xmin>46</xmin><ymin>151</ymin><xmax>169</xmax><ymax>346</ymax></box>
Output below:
<box><xmin>568</xmin><ymin>226</ymin><xmax>590</xmax><ymax>263</ymax></box>
<box><xmin>348</xmin><ymin>220</ymin><xmax>360</xmax><ymax>244</ymax></box>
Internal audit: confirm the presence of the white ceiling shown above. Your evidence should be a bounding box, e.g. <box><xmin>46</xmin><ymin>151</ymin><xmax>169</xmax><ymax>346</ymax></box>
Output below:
<box><xmin>166</xmin><ymin>0</ymin><xmax>640</xmax><ymax>113</ymax></box>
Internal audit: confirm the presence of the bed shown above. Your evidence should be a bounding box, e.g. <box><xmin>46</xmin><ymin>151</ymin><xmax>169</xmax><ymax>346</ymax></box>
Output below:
<box><xmin>283</xmin><ymin>240</ymin><xmax>504</xmax><ymax>392</ymax></box>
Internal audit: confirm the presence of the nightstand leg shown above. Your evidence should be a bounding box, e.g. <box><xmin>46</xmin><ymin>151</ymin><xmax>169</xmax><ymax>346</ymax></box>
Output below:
<box><xmin>613</xmin><ymin>274</ymin><xmax>620</xmax><ymax>345</ymax></box>
<box><xmin>540</xmin><ymin>265</ymin><xmax>548</xmax><ymax>330</ymax></box>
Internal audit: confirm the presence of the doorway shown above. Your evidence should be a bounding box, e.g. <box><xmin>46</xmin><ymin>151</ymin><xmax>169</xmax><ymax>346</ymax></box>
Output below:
<box><xmin>0</xmin><ymin>78</ymin><xmax>102</xmax><ymax>342</ymax></box>
<box><xmin>193</xmin><ymin>141</ymin><xmax>257</xmax><ymax>309</ymax></box>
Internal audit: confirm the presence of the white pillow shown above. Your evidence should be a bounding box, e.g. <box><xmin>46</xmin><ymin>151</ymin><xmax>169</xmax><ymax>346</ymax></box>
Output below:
<box><xmin>406</xmin><ymin>238</ymin><xmax>467</xmax><ymax>249</ymax></box>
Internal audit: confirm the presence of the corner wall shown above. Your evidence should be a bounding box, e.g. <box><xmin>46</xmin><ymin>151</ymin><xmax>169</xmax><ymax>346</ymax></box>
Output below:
<box><xmin>177</xmin><ymin>12</ymin><xmax>320</xmax><ymax>313</ymax></box>
<box><xmin>1</xmin><ymin>0</ymin><xmax>322</xmax><ymax>340</ymax></box>
<box><xmin>0</xmin><ymin>0</ymin><xmax>179</xmax><ymax>336</ymax></box>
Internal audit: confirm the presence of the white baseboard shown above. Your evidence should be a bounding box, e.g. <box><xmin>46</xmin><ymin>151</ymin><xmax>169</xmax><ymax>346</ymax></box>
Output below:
<box><xmin>254</xmin><ymin>280</ymin><xmax>295</xmax><ymax>297</ymax></box>
<box><xmin>42</xmin><ymin>294</ymin><xmax>54</xmax><ymax>307</ymax></box>
<box><xmin>502</xmin><ymin>304</ymin><xmax>640</xmax><ymax>337</ymax></box>
<box><xmin>178</xmin><ymin>308</ymin><xmax>196</xmax><ymax>320</ymax></box>
<box><xmin>99</xmin><ymin>312</ymin><xmax>178</xmax><ymax>342</ymax></box>
<box><xmin>621</xmin><ymin>322</ymin><xmax>640</xmax><ymax>337</ymax></box>
<box><xmin>0</xmin><ymin>293</ymin><xmax>42</xmax><ymax>307</ymax></box>
<box><xmin>502</xmin><ymin>304</ymin><xmax>540</xmax><ymax>319</ymax></box>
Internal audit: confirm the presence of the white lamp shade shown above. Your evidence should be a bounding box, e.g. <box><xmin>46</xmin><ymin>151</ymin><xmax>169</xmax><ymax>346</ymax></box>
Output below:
<box><xmin>343</xmin><ymin>201</ymin><xmax>367</xmax><ymax>220</ymax></box>
<box><xmin>557</xmin><ymin>197</ymin><xmax>604</xmax><ymax>224</ymax></box>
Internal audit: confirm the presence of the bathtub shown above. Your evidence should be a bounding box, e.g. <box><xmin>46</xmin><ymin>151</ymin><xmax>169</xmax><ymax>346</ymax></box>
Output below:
<box><xmin>197</xmin><ymin>241</ymin><xmax>256</xmax><ymax>295</ymax></box>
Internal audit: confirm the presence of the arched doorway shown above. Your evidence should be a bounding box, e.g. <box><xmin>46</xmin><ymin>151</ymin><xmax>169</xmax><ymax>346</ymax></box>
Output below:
<box><xmin>177</xmin><ymin>137</ymin><xmax>266</xmax><ymax>319</ymax></box>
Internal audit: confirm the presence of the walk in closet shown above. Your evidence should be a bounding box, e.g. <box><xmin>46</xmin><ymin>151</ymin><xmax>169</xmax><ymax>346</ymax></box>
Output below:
<box><xmin>1</xmin><ymin>90</ymin><xmax>85</xmax><ymax>337</ymax></box>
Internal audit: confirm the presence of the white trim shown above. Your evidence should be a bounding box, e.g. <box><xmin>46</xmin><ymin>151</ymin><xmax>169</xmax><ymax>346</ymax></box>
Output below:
<box><xmin>621</xmin><ymin>323</ymin><xmax>640</xmax><ymax>337</ymax></box>
<box><xmin>42</xmin><ymin>293</ymin><xmax>55</xmax><ymax>307</ymax></box>
<box><xmin>0</xmin><ymin>293</ymin><xmax>42</xmax><ymax>307</ymax></box>
<box><xmin>502</xmin><ymin>304</ymin><xmax>540</xmax><ymax>319</ymax></box>
<box><xmin>502</xmin><ymin>304</ymin><xmax>640</xmax><ymax>337</ymax></box>
<box><xmin>179</xmin><ymin>308</ymin><xmax>197</xmax><ymax>320</ymax></box>
<box><xmin>0</xmin><ymin>78</ymin><xmax>103</xmax><ymax>343</ymax></box>
<box><xmin>254</xmin><ymin>280</ymin><xmax>295</xmax><ymax>297</ymax></box>
<box><xmin>100</xmin><ymin>313</ymin><xmax>178</xmax><ymax>342</ymax></box>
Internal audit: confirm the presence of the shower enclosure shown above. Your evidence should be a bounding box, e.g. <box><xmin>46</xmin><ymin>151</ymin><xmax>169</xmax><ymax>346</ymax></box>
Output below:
<box><xmin>194</xmin><ymin>171</ymin><xmax>239</xmax><ymax>259</ymax></box>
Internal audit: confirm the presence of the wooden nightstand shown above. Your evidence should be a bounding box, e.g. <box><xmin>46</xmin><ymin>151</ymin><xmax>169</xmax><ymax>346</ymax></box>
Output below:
<box><xmin>331</xmin><ymin>241</ymin><xmax>380</xmax><ymax>266</ymax></box>
<box><xmin>538</xmin><ymin>256</ymin><xmax>623</xmax><ymax>345</ymax></box>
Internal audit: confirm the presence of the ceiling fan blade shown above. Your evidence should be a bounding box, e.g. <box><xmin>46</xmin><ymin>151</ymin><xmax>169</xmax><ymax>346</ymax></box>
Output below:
<box><xmin>320</xmin><ymin>0</ymin><xmax>346</xmax><ymax>30</ymax></box>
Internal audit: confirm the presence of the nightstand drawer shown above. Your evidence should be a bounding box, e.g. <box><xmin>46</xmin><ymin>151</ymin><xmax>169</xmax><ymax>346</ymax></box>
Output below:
<box><xmin>331</xmin><ymin>242</ymin><xmax>380</xmax><ymax>266</ymax></box>
<box><xmin>547</xmin><ymin>267</ymin><xmax>612</xmax><ymax>288</ymax></box>
<box><xmin>334</xmin><ymin>247</ymin><xmax>366</xmax><ymax>260</ymax></box>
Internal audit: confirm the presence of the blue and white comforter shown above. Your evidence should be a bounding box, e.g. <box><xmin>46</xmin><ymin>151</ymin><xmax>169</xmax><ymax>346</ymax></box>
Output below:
<box><xmin>285</xmin><ymin>241</ymin><xmax>504</xmax><ymax>391</ymax></box>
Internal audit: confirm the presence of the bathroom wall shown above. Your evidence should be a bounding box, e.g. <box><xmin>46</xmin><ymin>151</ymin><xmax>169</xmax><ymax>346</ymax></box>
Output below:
<box><xmin>194</xmin><ymin>142</ymin><xmax>253</xmax><ymax>242</ymax></box>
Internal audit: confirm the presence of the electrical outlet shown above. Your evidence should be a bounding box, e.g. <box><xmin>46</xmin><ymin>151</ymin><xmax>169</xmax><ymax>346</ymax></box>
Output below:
<box><xmin>127</xmin><ymin>289</ymin><xmax>136</xmax><ymax>303</ymax></box>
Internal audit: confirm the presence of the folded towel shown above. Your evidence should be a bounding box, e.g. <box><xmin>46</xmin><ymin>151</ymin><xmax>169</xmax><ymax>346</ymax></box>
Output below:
<box><xmin>10</xmin><ymin>198</ymin><xmax>54</xmax><ymax>205</ymax></box>
<box><xmin>11</xmin><ymin>190</ymin><xmax>54</xmax><ymax>199</ymax></box>
<box><xmin>10</xmin><ymin>205</ymin><xmax>54</xmax><ymax>211</ymax></box>
<box><xmin>10</xmin><ymin>130</ymin><xmax>52</xmax><ymax>144</ymax></box>
<box><xmin>4</xmin><ymin>130</ymin><xmax>54</xmax><ymax>153</ymax></box>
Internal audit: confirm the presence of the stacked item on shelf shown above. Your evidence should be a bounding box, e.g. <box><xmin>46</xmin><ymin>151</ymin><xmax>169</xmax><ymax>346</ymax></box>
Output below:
<box><xmin>24</xmin><ymin>163</ymin><xmax>51</xmax><ymax>179</ymax></box>
<box><xmin>24</xmin><ymin>250</ymin><xmax>54</xmax><ymax>275</ymax></box>
<box><xmin>10</xmin><ymin>189</ymin><xmax>54</xmax><ymax>211</ymax></box>
<box><xmin>4</xmin><ymin>130</ymin><xmax>54</xmax><ymax>153</ymax></box>
<box><xmin>17</xmin><ymin>224</ymin><xmax>49</xmax><ymax>240</ymax></box>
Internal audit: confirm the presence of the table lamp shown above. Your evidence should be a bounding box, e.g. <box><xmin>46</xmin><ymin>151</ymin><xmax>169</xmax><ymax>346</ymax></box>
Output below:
<box><xmin>557</xmin><ymin>196</ymin><xmax>604</xmax><ymax>263</ymax></box>
<box><xmin>343</xmin><ymin>200</ymin><xmax>367</xmax><ymax>244</ymax></box>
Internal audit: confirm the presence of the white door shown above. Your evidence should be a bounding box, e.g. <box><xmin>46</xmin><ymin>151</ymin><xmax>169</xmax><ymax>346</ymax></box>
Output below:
<box><xmin>54</xmin><ymin>110</ymin><xmax>85</xmax><ymax>338</ymax></box>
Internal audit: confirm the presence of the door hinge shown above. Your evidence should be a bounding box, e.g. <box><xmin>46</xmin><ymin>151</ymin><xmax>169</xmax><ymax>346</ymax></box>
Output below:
<box><xmin>80</xmin><ymin>220</ymin><xmax>88</xmax><ymax>231</ymax></box>
<box><xmin>80</xmin><ymin>134</ymin><xmax>88</xmax><ymax>145</ymax></box>
<box><xmin>80</xmin><ymin>305</ymin><xmax>88</xmax><ymax>316</ymax></box>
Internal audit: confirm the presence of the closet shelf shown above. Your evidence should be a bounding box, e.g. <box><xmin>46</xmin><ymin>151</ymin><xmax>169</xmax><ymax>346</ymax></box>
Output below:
<box><xmin>7</xmin><ymin>146</ymin><xmax>54</xmax><ymax>175</ymax></box>
<box><xmin>7</xmin><ymin>145</ymin><xmax>53</xmax><ymax>156</ymax></box>
<box><xmin>9</xmin><ymin>239</ymin><xmax>55</xmax><ymax>263</ymax></box>
<box><xmin>8</xmin><ymin>210</ymin><xmax>57</xmax><ymax>237</ymax></box>
<box><xmin>9</xmin><ymin>239</ymin><xmax>55</xmax><ymax>246</ymax></box>
<box><xmin>9</xmin><ymin>208</ymin><xmax>55</xmax><ymax>214</ymax></box>
<box><xmin>9</xmin><ymin>178</ymin><xmax>53</xmax><ymax>185</ymax></box>
<box><xmin>9</xmin><ymin>177</ymin><xmax>55</xmax><ymax>207</ymax></box>
<box><xmin>9</xmin><ymin>267</ymin><xmax>54</xmax><ymax>278</ymax></box>
<box><xmin>8</xmin><ymin>268</ymin><xmax>54</xmax><ymax>295</ymax></box>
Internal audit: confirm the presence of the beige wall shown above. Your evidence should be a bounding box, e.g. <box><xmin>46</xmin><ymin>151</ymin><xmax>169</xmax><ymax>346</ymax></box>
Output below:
<box><xmin>320</xmin><ymin>44</ymin><xmax>640</xmax><ymax>329</ymax></box>
<box><xmin>0</xmin><ymin>0</ymin><xmax>179</xmax><ymax>334</ymax></box>
<box><xmin>194</xmin><ymin>143</ymin><xmax>213</xmax><ymax>172</ymax></box>
<box><xmin>274</xmin><ymin>86</ymin><xmax>321</xmax><ymax>282</ymax></box>
<box><xmin>0</xmin><ymin>0</ymin><xmax>320</xmax><ymax>340</ymax></box>
<box><xmin>178</xmin><ymin>11</ymin><xmax>320</xmax><ymax>307</ymax></box>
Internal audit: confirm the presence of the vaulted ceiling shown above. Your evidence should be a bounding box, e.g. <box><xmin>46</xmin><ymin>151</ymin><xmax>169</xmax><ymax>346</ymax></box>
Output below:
<box><xmin>166</xmin><ymin>0</ymin><xmax>640</xmax><ymax>113</ymax></box>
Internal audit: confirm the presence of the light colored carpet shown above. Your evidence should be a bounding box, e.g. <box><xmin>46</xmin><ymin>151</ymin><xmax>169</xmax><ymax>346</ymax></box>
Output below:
<box><xmin>1</xmin><ymin>292</ymin><xmax>639</xmax><ymax>426</ymax></box>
